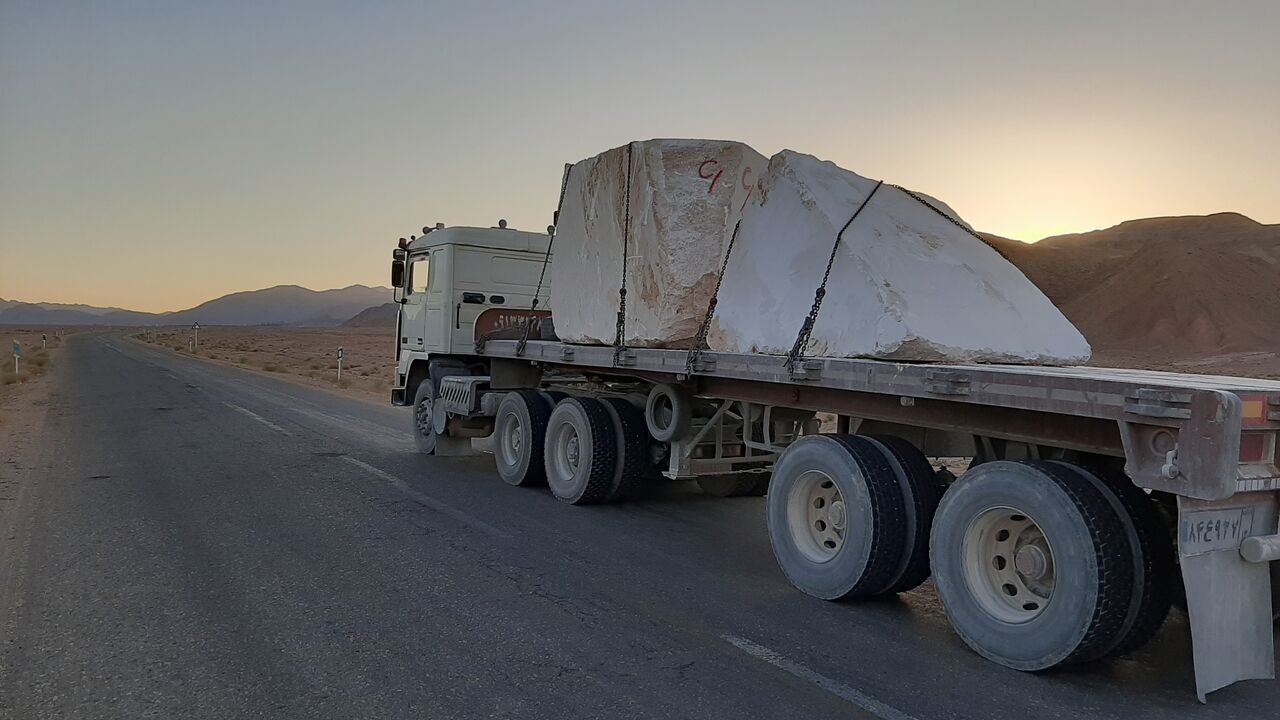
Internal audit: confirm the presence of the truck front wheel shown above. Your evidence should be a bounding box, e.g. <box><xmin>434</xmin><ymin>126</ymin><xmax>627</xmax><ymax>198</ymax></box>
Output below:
<box><xmin>411</xmin><ymin>377</ymin><xmax>469</xmax><ymax>456</ymax></box>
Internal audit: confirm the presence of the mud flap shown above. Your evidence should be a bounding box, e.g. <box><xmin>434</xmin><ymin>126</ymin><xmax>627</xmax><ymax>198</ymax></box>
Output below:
<box><xmin>1179</xmin><ymin>493</ymin><xmax>1278</xmax><ymax>702</ymax></box>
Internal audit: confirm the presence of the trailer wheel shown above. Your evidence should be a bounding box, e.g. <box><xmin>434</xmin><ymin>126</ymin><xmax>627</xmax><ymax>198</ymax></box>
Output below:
<box><xmin>538</xmin><ymin>389</ymin><xmax>570</xmax><ymax>406</ymax></box>
<box><xmin>863</xmin><ymin>435</ymin><xmax>946</xmax><ymax>594</ymax></box>
<box><xmin>697</xmin><ymin>474</ymin><xmax>761</xmax><ymax>498</ymax></box>
<box><xmin>645</xmin><ymin>384</ymin><xmax>692</xmax><ymax>442</ymax></box>
<box><xmin>599</xmin><ymin>397</ymin><xmax>649</xmax><ymax>502</ymax></box>
<box><xmin>1049</xmin><ymin>461</ymin><xmax>1174</xmax><ymax>658</ymax></box>
<box><xmin>767</xmin><ymin>435</ymin><xmax>907</xmax><ymax>600</ymax></box>
<box><xmin>544</xmin><ymin>397</ymin><xmax>618</xmax><ymax>505</ymax></box>
<box><xmin>493</xmin><ymin>391</ymin><xmax>552</xmax><ymax>487</ymax></box>
<box><xmin>930</xmin><ymin>461</ymin><xmax>1135</xmax><ymax>670</ymax></box>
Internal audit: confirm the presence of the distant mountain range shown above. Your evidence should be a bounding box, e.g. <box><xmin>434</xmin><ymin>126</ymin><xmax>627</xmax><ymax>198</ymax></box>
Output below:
<box><xmin>0</xmin><ymin>285</ymin><xmax>392</xmax><ymax>327</ymax></box>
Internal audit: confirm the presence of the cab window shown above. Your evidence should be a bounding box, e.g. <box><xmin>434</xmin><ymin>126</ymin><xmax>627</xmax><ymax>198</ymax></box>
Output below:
<box><xmin>409</xmin><ymin>255</ymin><xmax>430</xmax><ymax>295</ymax></box>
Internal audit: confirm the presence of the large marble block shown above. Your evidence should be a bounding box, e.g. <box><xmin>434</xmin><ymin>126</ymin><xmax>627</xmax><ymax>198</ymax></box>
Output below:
<box><xmin>708</xmin><ymin>150</ymin><xmax>1092</xmax><ymax>364</ymax></box>
<box><xmin>550</xmin><ymin>139</ymin><xmax>768</xmax><ymax>347</ymax></box>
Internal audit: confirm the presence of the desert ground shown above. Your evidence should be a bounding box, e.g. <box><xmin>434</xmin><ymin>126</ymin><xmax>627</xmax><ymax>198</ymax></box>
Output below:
<box><xmin>134</xmin><ymin>325</ymin><xmax>396</xmax><ymax>399</ymax></box>
<box><xmin>0</xmin><ymin>327</ymin><xmax>66</xmax><ymax>388</ymax></box>
<box><xmin>6</xmin><ymin>322</ymin><xmax>1273</xmax><ymax>417</ymax></box>
<box><xmin>128</xmin><ymin>325</ymin><xmax>1280</xmax><ymax>401</ymax></box>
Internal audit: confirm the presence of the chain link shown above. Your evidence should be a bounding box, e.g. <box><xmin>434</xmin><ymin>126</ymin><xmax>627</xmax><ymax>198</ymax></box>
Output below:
<box><xmin>511</xmin><ymin>163</ymin><xmax>573</xmax><ymax>356</ymax></box>
<box><xmin>785</xmin><ymin>180</ymin><xmax>884</xmax><ymax>371</ymax></box>
<box><xmin>613</xmin><ymin>142</ymin><xmax>635</xmax><ymax>365</ymax></box>
<box><xmin>685</xmin><ymin>218</ymin><xmax>742</xmax><ymax>373</ymax></box>
<box><xmin>889</xmin><ymin>184</ymin><xmax>1012</xmax><ymax>262</ymax></box>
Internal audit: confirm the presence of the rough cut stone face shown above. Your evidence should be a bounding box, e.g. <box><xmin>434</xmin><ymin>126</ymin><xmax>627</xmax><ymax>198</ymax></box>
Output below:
<box><xmin>707</xmin><ymin>150</ymin><xmax>1093</xmax><ymax>364</ymax></box>
<box><xmin>550</xmin><ymin>139</ymin><xmax>768</xmax><ymax>347</ymax></box>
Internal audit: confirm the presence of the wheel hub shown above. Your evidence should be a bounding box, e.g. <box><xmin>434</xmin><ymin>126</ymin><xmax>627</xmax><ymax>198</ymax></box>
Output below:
<box><xmin>566</xmin><ymin>435</ymin><xmax>580</xmax><ymax>469</ymax></box>
<box><xmin>962</xmin><ymin>508</ymin><xmax>1056</xmax><ymax>623</ymax></box>
<box><xmin>786</xmin><ymin>471</ymin><xmax>847</xmax><ymax>563</ymax></box>
<box><xmin>1014</xmin><ymin>542</ymin><xmax>1051</xmax><ymax>580</ymax></box>
<box><xmin>500</xmin><ymin>416</ymin><xmax>523</xmax><ymax>464</ymax></box>
<box><xmin>416</xmin><ymin>396</ymin><xmax>433</xmax><ymax>434</ymax></box>
<box><xmin>828</xmin><ymin>500</ymin><xmax>847</xmax><ymax>532</ymax></box>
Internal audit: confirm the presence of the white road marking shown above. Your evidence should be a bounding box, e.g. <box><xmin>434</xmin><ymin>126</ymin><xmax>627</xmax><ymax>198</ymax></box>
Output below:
<box><xmin>340</xmin><ymin>456</ymin><xmax>511</xmax><ymax>540</ymax></box>
<box><xmin>722</xmin><ymin>634</ymin><xmax>918</xmax><ymax>720</ymax></box>
<box><xmin>222</xmin><ymin>402</ymin><xmax>293</xmax><ymax>436</ymax></box>
<box><xmin>290</xmin><ymin>407</ymin><xmax>414</xmax><ymax>452</ymax></box>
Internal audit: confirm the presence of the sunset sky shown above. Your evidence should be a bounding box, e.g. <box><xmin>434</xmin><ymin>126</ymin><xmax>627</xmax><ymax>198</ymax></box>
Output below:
<box><xmin>2</xmin><ymin>1</ymin><xmax>1277</xmax><ymax>312</ymax></box>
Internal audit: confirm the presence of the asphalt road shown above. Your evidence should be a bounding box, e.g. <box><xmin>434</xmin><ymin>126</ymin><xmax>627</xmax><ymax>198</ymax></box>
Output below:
<box><xmin>1</xmin><ymin>334</ymin><xmax>1276</xmax><ymax>719</ymax></box>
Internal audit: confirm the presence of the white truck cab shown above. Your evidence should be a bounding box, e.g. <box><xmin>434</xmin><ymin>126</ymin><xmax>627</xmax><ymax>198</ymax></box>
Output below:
<box><xmin>389</xmin><ymin>224</ymin><xmax>551</xmax><ymax>418</ymax></box>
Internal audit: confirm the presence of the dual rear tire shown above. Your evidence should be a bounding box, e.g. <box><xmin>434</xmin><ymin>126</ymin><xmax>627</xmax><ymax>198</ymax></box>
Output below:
<box><xmin>766</xmin><ymin>434</ymin><xmax>944</xmax><ymax>599</ymax></box>
<box><xmin>492</xmin><ymin>392</ymin><xmax>650</xmax><ymax>505</ymax></box>
<box><xmin>767</xmin><ymin>440</ymin><xmax>1171</xmax><ymax>672</ymax></box>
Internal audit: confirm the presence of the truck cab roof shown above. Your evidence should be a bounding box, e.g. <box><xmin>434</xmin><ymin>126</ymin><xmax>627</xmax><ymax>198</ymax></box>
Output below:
<box><xmin>406</xmin><ymin>226</ymin><xmax>550</xmax><ymax>255</ymax></box>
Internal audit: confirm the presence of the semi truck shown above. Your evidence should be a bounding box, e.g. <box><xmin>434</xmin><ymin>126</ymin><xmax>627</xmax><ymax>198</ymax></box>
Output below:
<box><xmin>387</xmin><ymin>220</ymin><xmax>1280</xmax><ymax>702</ymax></box>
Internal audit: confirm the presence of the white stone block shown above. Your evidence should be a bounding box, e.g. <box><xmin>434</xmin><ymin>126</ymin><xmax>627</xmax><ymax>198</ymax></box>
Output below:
<box><xmin>550</xmin><ymin>139</ymin><xmax>768</xmax><ymax>347</ymax></box>
<box><xmin>708</xmin><ymin>150</ymin><xmax>1092</xmax><ymax>364</ymax></box>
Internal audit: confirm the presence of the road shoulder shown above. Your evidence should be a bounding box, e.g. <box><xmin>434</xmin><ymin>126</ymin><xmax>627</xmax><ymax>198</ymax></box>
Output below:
<box><xmin>0</xmin><ymin>350</ymin><xmax>59</xmax><ymax>671</ymax></box>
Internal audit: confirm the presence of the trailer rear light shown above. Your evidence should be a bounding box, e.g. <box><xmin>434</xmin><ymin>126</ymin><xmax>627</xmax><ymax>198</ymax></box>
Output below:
<box><xmin>1238</xmin><ymin>433</ymin><xmax>1275</xmax><ymax>464</ymax></box>
<box><xmin>1239</xmin><ymin>394</ymin><xmax>1272</xmax><ymax>427</ymax></box>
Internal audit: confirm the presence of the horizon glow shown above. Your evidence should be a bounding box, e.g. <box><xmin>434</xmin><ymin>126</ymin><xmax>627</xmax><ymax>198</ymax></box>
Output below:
<box><xmin>2</xmin><ymin>1</ymin><xmax>1277</xmax><ymax>313</ymax></box>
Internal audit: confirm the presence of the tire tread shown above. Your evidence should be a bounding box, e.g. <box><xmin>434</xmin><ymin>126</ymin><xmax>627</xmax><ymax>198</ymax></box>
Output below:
<box><xmin>1026</xmin><ymin>461</ymin><xmax>1137</xmax><ymax>666</ymax></box>
<box><xmin>825</xmin><ymin>434</ymin><xmax>909</xmax><ymax>597</ymax></box>
<box><xmin>600</xmin><ymin>397</ymin><xmax>648</xmax><ymax>502</ymax></box>
<box><xmin>865</xmin><ymin>435</ymin><xmax>946</xmax><ymax>594</ymax></box>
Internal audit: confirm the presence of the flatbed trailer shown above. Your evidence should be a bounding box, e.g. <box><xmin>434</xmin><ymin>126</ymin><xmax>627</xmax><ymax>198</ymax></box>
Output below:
<box><xmin>389</xmin><ymin>225</ymin><xmax>1280</xmax><ymax>701</ymax></box>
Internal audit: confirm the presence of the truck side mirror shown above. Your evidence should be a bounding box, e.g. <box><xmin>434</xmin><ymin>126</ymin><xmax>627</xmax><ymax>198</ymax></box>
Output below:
<box><xmin>391</xmin><ymin>259</ymin><xmax>405</xmax><ymax>288</ymax></box>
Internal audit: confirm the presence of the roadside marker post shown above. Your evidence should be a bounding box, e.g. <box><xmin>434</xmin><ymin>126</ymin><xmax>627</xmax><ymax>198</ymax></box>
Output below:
<box><xmin>191</xmin><ymin>322</ymin><xmax>201</xmax><ymax>352</ymax></box>
<box><xmin>42</xmin><ymin>333</ymin><xmax>47</xmax><ymax>350</ymax></box>
<box><xmin>11</xmin><ymin>340</ymin><xmax>18</xmax><ymax>373</ymax></box>
<box><xmin>188</xmin><ymin>336</ymin><xmax>194</xmax><ymax>352</ymax></box>
<box><xmin>337</xmin><ymin>347</ymin><xmax>344</xmax><ymax>382</ymax></box>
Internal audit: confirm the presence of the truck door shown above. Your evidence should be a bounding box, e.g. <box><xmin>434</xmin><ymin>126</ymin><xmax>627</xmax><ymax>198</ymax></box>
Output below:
<box><xmin>423</xmin><ymin>247</ymin><xmax>450</xmax><ymax>352</ymax></box>
<box><xmin>399</xmin><ymin>252</ymin><xmax>432</xmax><ymax>355</ymax></box>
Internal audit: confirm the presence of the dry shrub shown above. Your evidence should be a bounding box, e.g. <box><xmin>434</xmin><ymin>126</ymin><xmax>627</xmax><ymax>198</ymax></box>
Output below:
<box><xmin>2</xmin><ymin>369</ymin><xmax>28</xmax><ymax>385</ymax></box>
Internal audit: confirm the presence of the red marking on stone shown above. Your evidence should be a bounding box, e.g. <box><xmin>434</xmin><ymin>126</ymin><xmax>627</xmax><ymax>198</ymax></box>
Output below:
<box><xmin>699</xmin><ymin>159</ymin><xmax>723</xmax><ymax>193</ymax></box>
<box><xmin>739</xmin><ymin>166</ymin><xmax>756</xmax><ymax>211</ymax></box>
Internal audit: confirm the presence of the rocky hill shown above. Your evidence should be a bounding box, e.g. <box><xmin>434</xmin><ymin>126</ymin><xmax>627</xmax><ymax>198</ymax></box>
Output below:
<box><xmin>985</xmin><ymin>213</ymin><xmax>1279</xmax><ymax>356</ymax></box>
<box><xmin>342</xmin><ymin>302</ymin><xmax>398</xmax><ymax>328</ymax></box>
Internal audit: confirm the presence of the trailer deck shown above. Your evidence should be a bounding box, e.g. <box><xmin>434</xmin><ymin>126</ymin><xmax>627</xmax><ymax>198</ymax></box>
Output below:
<box><xmin>481</xmin><ymin>338</ymin><xmax>1280</xmax><ymax>500</ymax></box>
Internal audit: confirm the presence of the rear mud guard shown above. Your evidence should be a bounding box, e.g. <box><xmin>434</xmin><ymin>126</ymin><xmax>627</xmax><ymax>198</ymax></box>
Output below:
<box><xmin>1178</xmin><ymin>492</ymin><xmax>1278</xmax><ymax>701</ymax></box>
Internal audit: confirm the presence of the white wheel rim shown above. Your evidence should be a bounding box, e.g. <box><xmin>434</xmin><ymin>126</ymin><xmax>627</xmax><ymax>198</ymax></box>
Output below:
<box><xmin>962</xmin><ymin>506</ymin><xmax>1055</xmax><ymax>624</ymax></box>
<box><xmin>786</xmin><ymin>470</ymin><xmax>846</xmax><ymax>563</ymax></box>
<box><xmin>548</xmin><ymin>420</ymin><xmax>581</xmax><ymax>496</ymax></box>
<box><xmin>499</xmin><ymin>414</ymin><xmax>523</xmax><ymax>467</ymax></box>
<box><xmin>415</xmin><ymin>394</ymin><xmax>433</xmax><ymax>436</ymax></box>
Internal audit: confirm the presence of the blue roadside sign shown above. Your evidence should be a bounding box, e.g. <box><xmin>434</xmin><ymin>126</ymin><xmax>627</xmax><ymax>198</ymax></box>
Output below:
<box><xmin>12</xmin><ymin>340</ymin><xmax>19</xmax><ymax>356</ymax></box>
